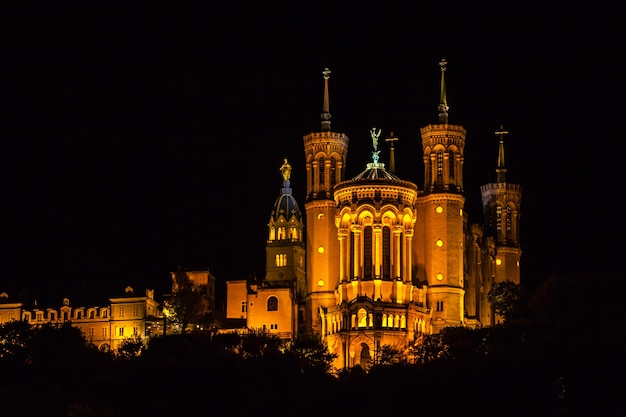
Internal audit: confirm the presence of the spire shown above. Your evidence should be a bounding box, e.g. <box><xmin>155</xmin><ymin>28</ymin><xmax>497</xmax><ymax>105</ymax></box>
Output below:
<box><xmin>385</xmin><ymin>131</ymin><xmax>398</xmax><ymax>173</ymax></box>
<box><xmin>438</xmin><ymin>58</ymin><xmax>449</xmax><ymax>124</ymax></box>
<box><xmin>321</xmin><ymin>67</ymin><xmax>332</xmax><ymax>131</ymax></box>
<box><xmin>495</xmin><ymin>125</ymin><xmax>508</xmax><ymax>183</ymax></box>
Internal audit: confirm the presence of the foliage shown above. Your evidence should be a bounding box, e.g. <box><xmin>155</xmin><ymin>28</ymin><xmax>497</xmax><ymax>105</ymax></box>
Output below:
<box><xmin>164</xmin><ymin>271</ymin><xmax>211</xmax><ymax>334</ymax></box>
<box><xmin>487</xmin><ymin>280</ymin><xmax>525</xmax><ymax>322</ymax></box>
<box><xmin>282</xmin><ymin>333</ymin><xmax>337</xmax><ymax>375</ymax></box>
<box><xmin>373</xmin><ymin>344</ymin><xmax>405</xmax><ymax>366</ymax></box>
<box><xmin>115</xmin><ymin>337</ymin><xmax>145</xmax><ymax>360</ymax></box>
<box><xmin>0</xmin><ymin>320</ymin><xmax>103</xmax><ymax>366</ymax></box>
<box><xmin>0</xmin><ymin>319</ymin><xmax>33</xmax><ymax>363</ymax></box>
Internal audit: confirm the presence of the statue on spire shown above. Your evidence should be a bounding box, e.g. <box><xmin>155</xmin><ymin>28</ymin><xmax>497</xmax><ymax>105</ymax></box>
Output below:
<box><xmin>280</xmin><ymin>158</ymin><xmax>292</xmax><ymax>181</ymax></box>
<box><xmin>370</xmin><ymin>127</ymin><xmax>382</xmax><ymax>163</ymax></box>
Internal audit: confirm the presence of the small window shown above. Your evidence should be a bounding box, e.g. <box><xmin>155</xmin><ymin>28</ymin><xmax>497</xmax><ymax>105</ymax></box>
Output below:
<box><xmin>241</xmin><ymin>301</ymin><xmax>247</xmax><ymax>313</ymax></box>
<box><xmin>267</xmin><ymin>296</ymin><xmax>278</xmax><ymax>312</ymax></box>
<box><xmin>436</xmin><ymin>301</ymin><xmax>444</xmax><ymax>312</ymax></box>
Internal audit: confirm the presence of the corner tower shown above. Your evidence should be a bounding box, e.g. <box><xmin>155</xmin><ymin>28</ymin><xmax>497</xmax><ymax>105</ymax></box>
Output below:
<box><xmin>303</xmin><ymin>68</ymin><xmax>349</xmax><ymax>334</ymax></box>
<box><xmin>265</xmin><ymin>158</ymin><xmax>306</xmax><ymax>299</ymax></box>
<box><xmin>480</xmin><ymin>126</ymin><xmax>522</xmax><ymax>291</ymax></box>
<box><xmin>417</xmin><ymin>59</ymin><xmax>466</xmax><ymax>332</ymax></box>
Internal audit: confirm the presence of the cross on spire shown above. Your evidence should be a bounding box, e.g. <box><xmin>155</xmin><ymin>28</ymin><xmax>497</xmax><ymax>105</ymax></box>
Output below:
<box><xmin>385</xmin><ymin>132</ymin><xmax>399</xmax><ymax>173</ymax></box>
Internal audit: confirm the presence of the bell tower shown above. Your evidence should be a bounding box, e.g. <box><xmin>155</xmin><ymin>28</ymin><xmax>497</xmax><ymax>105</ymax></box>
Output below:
<box><xmin>480</xmin><ymin>126</ymin><xmax>522</xmax><ymax>289</ymax></box>
<box><xmin>418</xmin><ymin>59</ymin><xmax>466</xmax><ymax>332</ymax></box>
<box><xmin>303</xmin><ymin>68</ymin><xmax>349</xmax><ymax>334</ymax></box>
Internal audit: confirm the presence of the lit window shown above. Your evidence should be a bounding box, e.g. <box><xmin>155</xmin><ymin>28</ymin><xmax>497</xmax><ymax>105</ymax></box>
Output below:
<box><xmin>357</xmin><ymin>308</ymin><xmax>368</xmax><ymax>328</ymax></box>
<box><xmin>118</xmin><ymin>327</ymin><xmax>124</xmax><ymax>337</ymax></box>
<box><xmin>436</xmin><ymin>273</ymin><xmax>443</xmax><ymax>281</ymax></box>
<box><xmin>267</xmin><ymin>296</ymin><xmax>278</xmax><ymax>312</ymax></box>
<box><xmin>436</xmin><ymin>205</ymin><xmax>443</xmax><ymax>213</ymax></box>
<box><xmin>317</xmin><ymin>246</ymin><xmax>325</xmax><ymax>253</ymax></box>
<box><xmin>436</xmin><ymin>239</ymin><xmax>444</xmax><ymax>247</ymax></box>
<box><xmin>496</xmin><ymin>258</ymin><xmax>502</xmax><ymax>266</ymax></box>
<box><xmin>275</xmin><ymin>253</ymin><xmax>287</xmax><ymax>267</ymax></box>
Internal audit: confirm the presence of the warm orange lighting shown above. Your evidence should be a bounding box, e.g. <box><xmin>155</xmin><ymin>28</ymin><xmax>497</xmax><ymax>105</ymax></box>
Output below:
<box><xmin>318</xmin><ymin>246</ymin><xmax>325</xmax><ymax>253</ymax></box>
<box><xmin>436</xmin><ymin>206</ymin><xmax>443</xmax><ymax>213</ymax></box>
<box><xmin>317</xmin><ymin>213</ymin><xmax>325</xmax><ymax>220</ymax></box>
<box><xmin>436</xmin><ymin>239</ymin><xmax>443</xmax><ymax>247</ymax></box>
<box><xmin>496</xmin><ymin>258</ymin><xmax>502</xmax><ymax>265</ymax></box>
<box><xmin>436</xmin><ymin>273</ymin><xmax>443</xmax><ymax>280</ymax></box>
<box><xmin>318</xmin><ymin>279</ymin><xmax>325</xmax><ymax>287</ymax></box>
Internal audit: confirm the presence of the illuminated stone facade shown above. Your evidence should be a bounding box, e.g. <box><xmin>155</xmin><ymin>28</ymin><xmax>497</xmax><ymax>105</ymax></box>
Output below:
<box><xmin>225</xmin><ymin>63</ymin><xmax>522</xmax><ymax>369</ymax></box>
<box><xmin>0</xmin><ymin>287</ymin><xmax>162</xmax><ymax>351</ymax></box>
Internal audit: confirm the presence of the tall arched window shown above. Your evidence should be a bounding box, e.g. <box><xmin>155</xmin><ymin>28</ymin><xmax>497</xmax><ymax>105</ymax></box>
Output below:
<box><xmin>357</xmin><ymin>308</ymin><xmax>368</xmax><ymax>328</ymax></box>
<box><xmin>506</xmin><ymin>205</ymin><xmax>512</xmax><ymax>236</ymax></box>
<box><xmin>330</xmin><ymin>158</ymin><xmax>337</xmax><ymax>187</ymax></box>
<box><xmin>364</xmin><ymin>226</ymin><xmax>373</xmax><ymax>279</ymax></box>
<box><xmin>449</xmin><ymin>150</ymin><xmax>455</xmax><ymax>180</ymax></box>
<box><xmin>319</xmin><ymin>157</ymin><xmax>325</xmax><ymax>186</ymax></box>
<box><xmin>267</xmin><ymin>296</ymin><xmax>278</xmax><ymax>312</ymax></box>
<box><xmin>496</xmin><ymin>205</ymin><xmax>502</xmax><ymax>237</ymax></box>
<box><xmin>437</xmin><ymin>151</ymin><xmax>444</xmax><ymax>179</ymax></box>
<box><xmin>382</xmin><ymin>226</ymin><xmax>391</xmax><ymax>278</ymax></box>
<box><xmin>350</xmin><ymin>232</ymin><xmax>355</xmax><ymax>278</ymax></box>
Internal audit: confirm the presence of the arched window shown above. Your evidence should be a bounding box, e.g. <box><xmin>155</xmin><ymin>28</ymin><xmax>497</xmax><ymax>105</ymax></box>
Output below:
<box><xmin>319</xmin><ymin>157</ymin><xmax>325</xmax><ymax>186</ymax></box>
<box><xmin>357</xmin><ymin>308</ymin><xmax>368</xmax><ymax>328</ymax></box>
<box><xmin>496</xmin><ymin>205</ymin><xmax>502</xmax><ymax>236</ymax></box>
<box><xmin>437</xmin><ymin>151</ymin><xmax>444</xmax><ymax>179</ymax></box>
<box><xmin>350</xmin><ymin>232</ymin><xmax>355</xmax><ymax>278</ymax></box>
<box><xmin>364</xmin><ymin>226</ymin><xmax>372</xmax><ymax>279</ymax></box>
<box><xmin>330</xmin><ymin>158</ymin><xmax>337</xmax><ymax>187</ymax></box>
<box><xmin>506</xmin><ymin>205</ymin><xmax>512</xmax><ymax>236</ymax></box>
<box><xmin>267</xmin><ymin>296</ymin><xmax>278</xmax><ymax>312</ymax></box>
<box><xmin>382</xmin><ymin>226</ymin><xmax>391</xmax><ymax>278</ymax></box>
<box><xmin>449</xmin><ymin>150</ymin><xmax>455</xmax><ymax>180</ymax></box>
<box><xmin>382</xmin><ymin>313</ymin><xmax>387</xmax><ymax>328</ymax></box>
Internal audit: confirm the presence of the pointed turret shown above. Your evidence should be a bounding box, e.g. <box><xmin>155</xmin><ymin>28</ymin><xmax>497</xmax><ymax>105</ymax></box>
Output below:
<box><xmin>480</xmin><ymin>125</ymin><xmax>522</xmax><ymax>305</ymax></box>
<box><xmin>495</xmin><ymin>125</ymin><xmax>508</xmax><ymax>183</ymax></box>
<box><xmin>302</xmin><ymin>67</ymin><xmax>349</xmax><ymax>334</ymax></box>
<box><xmin>321</xmin><ymin>67</ymin><xmax>332</xmax><ymax>131</ymax></box>
<box><xmin>438</xmin><ymin>59</ymin><xmax>449</xmax><ymax>124</ymax></box>
<box><xmin>420</xmin><ymin>59</ymin><xmax>466</xmax><ymax>194</ymax></box>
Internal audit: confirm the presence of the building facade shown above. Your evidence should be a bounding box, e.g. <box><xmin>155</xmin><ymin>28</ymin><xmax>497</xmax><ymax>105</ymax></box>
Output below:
<box><xmin>225</xmin><ymin>62</ymin><xmax>522</xmax><ymax>369</ymax></box>
<box><xmin>0</xmin><ymin>287</ymin><xmax>162</xmax><ymax>352</ymax></box>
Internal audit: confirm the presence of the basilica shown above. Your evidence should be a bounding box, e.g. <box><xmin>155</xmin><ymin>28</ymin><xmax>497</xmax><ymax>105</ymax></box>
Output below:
<box><xmin>225</xmin><ymin>61</ymin><xmax>522</xmax><ymax>370</ymax></box>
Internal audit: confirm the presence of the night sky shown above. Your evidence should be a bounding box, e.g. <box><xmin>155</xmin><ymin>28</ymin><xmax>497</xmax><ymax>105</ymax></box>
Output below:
<box><xmin>1</xmin><ymin>3</ymin><xmax>622</xmax><ymax>302</ymax></box>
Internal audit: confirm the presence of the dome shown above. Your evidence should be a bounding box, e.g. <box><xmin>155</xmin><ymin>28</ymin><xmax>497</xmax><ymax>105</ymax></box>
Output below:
<box><xmin>351</xmin><ymin>161</ymin><xmax>400</xmax><ymax>181</ymax></box>
<box><xmin>270</xmin><ymin>184</ymin><xmax>303</xmax><ymax>223</ymax></box>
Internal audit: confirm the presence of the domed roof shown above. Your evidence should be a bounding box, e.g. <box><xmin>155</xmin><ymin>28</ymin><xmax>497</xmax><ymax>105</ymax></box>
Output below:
<box><xmin>351</xmin><ymin>161</ymin><xmax>400</xmax><ymax>181</ymax></box>
<box><xmin>270</xmin><ymin>181</ymin><xmax>303</xmax><ymax>222</ymax></box>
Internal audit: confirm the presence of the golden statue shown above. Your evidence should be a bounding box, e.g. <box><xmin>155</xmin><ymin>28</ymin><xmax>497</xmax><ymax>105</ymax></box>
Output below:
<box><xmin>280</xmin><ymin>158</ymin><xmax>292</xmax><ymax>181</ymax></box>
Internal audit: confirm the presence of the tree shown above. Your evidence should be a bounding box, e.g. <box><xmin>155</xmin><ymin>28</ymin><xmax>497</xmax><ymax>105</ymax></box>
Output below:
<box><xmin>115</xmin><ymin>337</ymin><xmax>144</xmax><ymax>360</ymax></box>
<box><xmin>164</xmin><ymin>271</ymin><xmax>211</xmax><ymax>334</ymax></box>
<box><xmin>282</xmin><ymin>333</ymin><xmax>337</xmax><ymax>375</ymax></box>
<box><xmin>374</xmin><ymin>344</ymin><xmax>404</xmax><ymax>366</ymax></box>
<box><xmin>0</xmin><ymin>319</ymin><xmax>33</xmax><ymax>364</ymax></box>
<box><xmin>487</xmin><ymin>280</ymin><xmax>525</xmax><ymax>322</ymax></box>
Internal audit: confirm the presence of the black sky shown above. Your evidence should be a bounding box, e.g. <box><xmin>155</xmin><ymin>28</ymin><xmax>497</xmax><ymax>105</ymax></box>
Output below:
<box><xmin>1</xmin><ymin>3</ymin><xmax>623</xmax><ymax>301</ymax></box>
